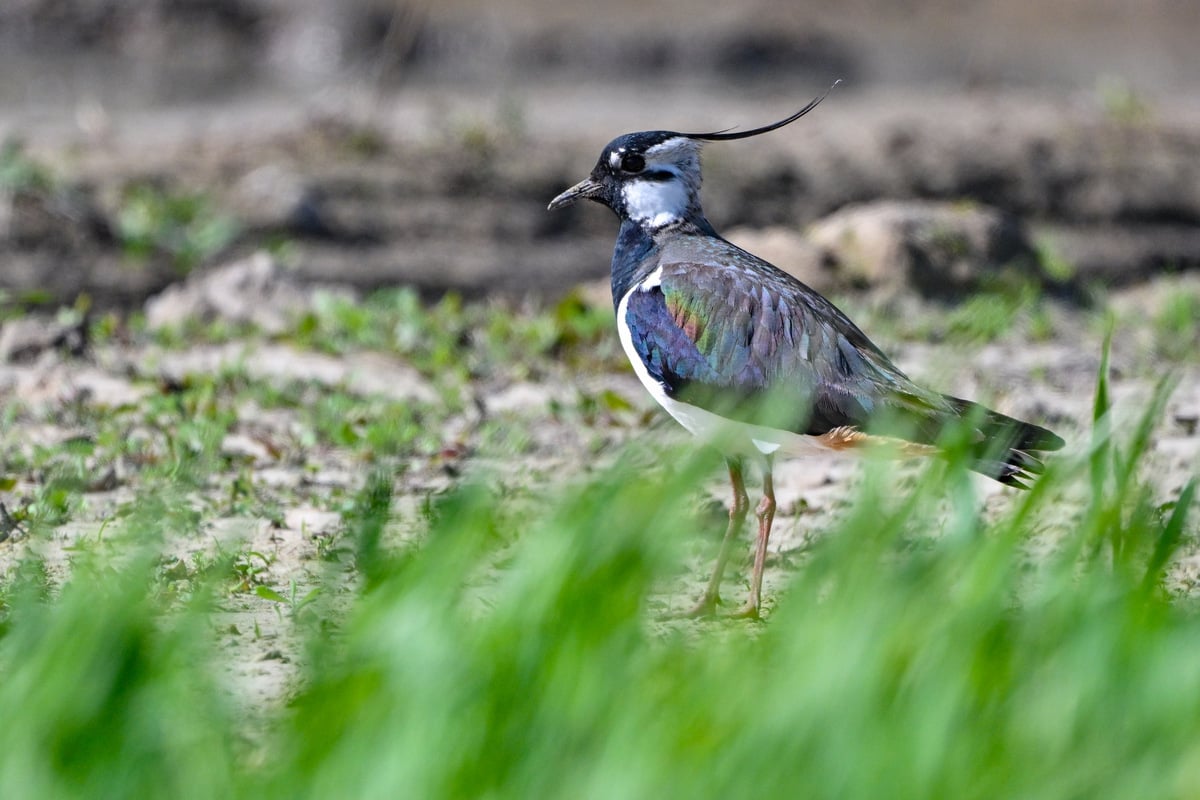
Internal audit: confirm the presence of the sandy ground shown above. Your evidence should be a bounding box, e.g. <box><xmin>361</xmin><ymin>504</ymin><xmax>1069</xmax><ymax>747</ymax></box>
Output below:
<box><xmin>1</xmin><ymin>268</ymin><xmax>1196</xmax><ymax>719</ymax></box>
<box><xmin>0</xmin><ymin>0</ymin><xmax>1198</xmax><ymax>725</ymax></box>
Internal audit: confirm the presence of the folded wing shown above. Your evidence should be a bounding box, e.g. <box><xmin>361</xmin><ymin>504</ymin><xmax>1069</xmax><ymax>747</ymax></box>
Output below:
<box><xmin>622</xmin><ymin>256</ymin><xmax>1063</xmax><ymax>485</ymax></box>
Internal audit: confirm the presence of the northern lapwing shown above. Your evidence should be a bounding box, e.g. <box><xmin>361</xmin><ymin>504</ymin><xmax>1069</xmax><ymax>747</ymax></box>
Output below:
<box><xmin>548</xmin><ymin>88</ymin><xmax>1064</xmax><ymax>619</ymax></box>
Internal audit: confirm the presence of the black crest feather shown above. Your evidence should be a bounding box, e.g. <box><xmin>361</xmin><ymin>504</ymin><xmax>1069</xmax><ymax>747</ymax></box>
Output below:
<box><xmin>682</xmin><ymin>80</ymin><xmax>841</xmax><ymax>141</ymax></box>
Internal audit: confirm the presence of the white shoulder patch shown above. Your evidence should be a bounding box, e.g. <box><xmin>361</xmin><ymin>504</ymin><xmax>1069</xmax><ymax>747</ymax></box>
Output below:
<box><xmin>639</xmin><ymin>265</ymin><xmax>664</xmax><ymax>291</ymax></box>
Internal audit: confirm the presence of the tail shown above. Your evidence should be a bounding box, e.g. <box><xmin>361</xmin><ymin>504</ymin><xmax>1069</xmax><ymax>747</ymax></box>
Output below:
<box><xmin>943</xmin><ymin>396</ymin><xmax>1065</xmax><ymax>488</ymax></box>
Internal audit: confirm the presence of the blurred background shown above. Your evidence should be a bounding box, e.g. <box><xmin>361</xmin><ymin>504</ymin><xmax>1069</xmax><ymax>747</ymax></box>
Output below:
<box><xmin>2</xmin><ymin>6</ymin><xmax>1200</xmax><ymax>782</ymax></box>
<box><xmin>1</xmin><ymin>0</ymin><xmax>1199</xmax><ymax>306</ymax></box>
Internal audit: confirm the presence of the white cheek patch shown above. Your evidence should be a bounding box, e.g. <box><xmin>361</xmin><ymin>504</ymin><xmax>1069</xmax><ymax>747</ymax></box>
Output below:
<box><xmin>622</xmin><ymin>176</ymin><xmax>689</xmax><ymax>228</ymax></box>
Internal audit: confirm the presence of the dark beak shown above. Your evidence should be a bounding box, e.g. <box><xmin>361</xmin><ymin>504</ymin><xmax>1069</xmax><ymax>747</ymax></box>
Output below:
<box><xmin>547</xmin><ymin>177</ymin><xmax>603</xmax><ymax>211</ymax></box>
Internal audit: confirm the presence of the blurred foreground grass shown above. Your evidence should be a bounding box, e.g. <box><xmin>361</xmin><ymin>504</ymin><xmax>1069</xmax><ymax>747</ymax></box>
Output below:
<box><xmin>0</xmin><ymin>338</ymin><xmax>1197</xmax><ymax>799</ymax></box>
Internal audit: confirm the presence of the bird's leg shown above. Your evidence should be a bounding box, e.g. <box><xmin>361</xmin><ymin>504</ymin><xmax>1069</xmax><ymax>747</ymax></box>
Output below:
<box><xmin>729</xmin><ymin>456</ymin><xmax>776</xmax><ymax>620</ymax></box>
<box><xmin>680</xmin><ymin>456</ymin><xmax>749</xmax><ymax>618</ymax></box>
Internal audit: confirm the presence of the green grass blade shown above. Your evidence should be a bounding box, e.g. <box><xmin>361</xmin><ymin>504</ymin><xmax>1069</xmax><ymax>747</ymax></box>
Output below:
<box><xmin>1090</xmin><ymin>322</ymin><xmax>1113</xmax><ymax>482</ymax></box>
<box><xmin>1141</xmin><ymin>478</ymin><xmax>1198</xmax><ymax>595</ymax></box>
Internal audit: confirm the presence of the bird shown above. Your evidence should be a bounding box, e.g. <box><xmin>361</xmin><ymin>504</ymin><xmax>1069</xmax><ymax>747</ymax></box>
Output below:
<box><xmin>547</xmin><ymin>86</ymin><xmax>1065</xmax><ymax>619</ymax></box>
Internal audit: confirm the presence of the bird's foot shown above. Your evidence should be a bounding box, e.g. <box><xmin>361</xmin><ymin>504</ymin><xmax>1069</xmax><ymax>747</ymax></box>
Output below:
<box><xmin>673</xmin><ymin>594</ymin><xmax>720</xmax><ymax>619</ymax></box>
<box><xmin>670</xmin><ymin>595</ymin><xmax>763</xmax><ymax>621</ymax></box>
<box><xmin>724</xmin><ymin>601</ymin><xmax>761</xmax><ymax>621</ymax></box>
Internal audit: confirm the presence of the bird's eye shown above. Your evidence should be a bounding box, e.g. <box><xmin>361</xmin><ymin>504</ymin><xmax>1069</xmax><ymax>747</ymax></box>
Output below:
<box><xmin>620</xmin><ymin>153</ymin><xmax>646</xmax><ymax>173</ymax></box>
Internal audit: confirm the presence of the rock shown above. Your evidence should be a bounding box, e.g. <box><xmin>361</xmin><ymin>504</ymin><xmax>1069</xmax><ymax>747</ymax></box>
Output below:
<box><xmin>86</xmin><ymin>465</ymin><xmax>121</xmax><ymax>493</ymax></box>
<box><xmin>1169</xmin><ymin>384</ymin><xmax>1200</xmax><ymax>437</ymax></box>
<box><xmin>1156</xmin><ymin>435</ymin><xmax>1200</xmax><ymax>473</ymax></box>
<box><xmin>573</xmin><ymin>279</ymin><xmax>613</xmax><ymax>311</ymax></box>
<box><xmin>147</xmin><ymin>342</ymin><xmax>438</xmax><ymax>405</ymax></box>
<box><xmin>232</xmin><ymin>165</ymin><xmax>339</xmax><ymax>239</ymax></box>
<box><xmin>233</xmin><ymin>345</ymin><xmax>438</xmax><ymax>405</ymax></box>
<box><xmin>0</xmin><ymin>314</ymin><xmax>88</xmax><ymax>363</ymax></box>
<box><xmin>283</xmin><ymin>507</ymin><xmax>342</xmax><ymax>537</ymax></box>
<box><xmin>0</xmin><ymin>185</ymin><xmax>112</xmax><ymax>250</ymax></box>
<box><xmin>1033</xmin><ymin>224</ymin><xmax>1200</xmax><ymax>287</ymax></box>
<box><xmin>68</xmin><ymin>368</ymin><xmax>154</xmax><ymax>409</ymax></box>
<box><xmin>1176</xmin><ymin>413</ymin><xmax>1199</xmax><ymax>437</ymax></box>
<box><xmin>482</xmin><ymin>382</ymin><xmax>568</xmax><ymax>416</ymax></box>
<box><xmin>144</xmin><ymin>252</ymin><xmax>352</xmax><ymax>335</ymax></box>
<box><xmin>0</xmin><ymin>177</ymin><xmax>158</xmax><ymax>310</ymax></box>
<box><xmin>0</xmin><ymin>361</ymin><xmax>151</xmax><ymax>410</ymax></box>
<box><xmin>220</xmin><ymin>432</ymin><xmax>276</xmax><ymax>465</ymax></box>
<box><xmin>807</xmin><ymin>201</ymin><xmax>1037</xmax><ymax>297</ymax></box>
<box><xmin>724</xmin><ymin>226</ymin><xmax>840</xmax><ymax>293</ymax></box>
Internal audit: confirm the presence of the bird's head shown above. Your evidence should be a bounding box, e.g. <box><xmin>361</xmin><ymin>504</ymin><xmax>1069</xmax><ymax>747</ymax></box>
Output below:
<box><xmin>548</xmin><ymin>83</ymin><xmax>838</xmax><ymax>231</ymax></box>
